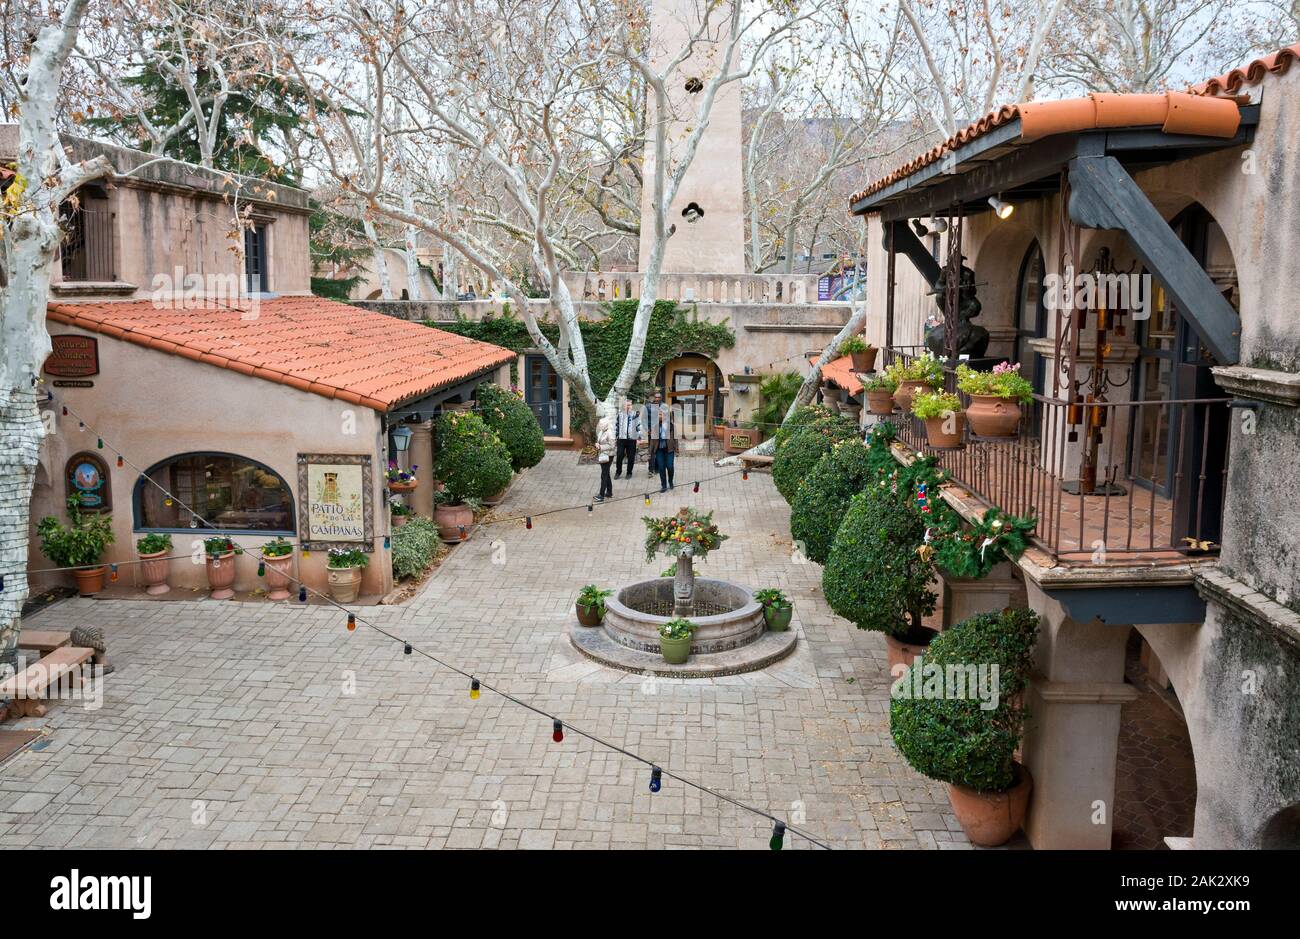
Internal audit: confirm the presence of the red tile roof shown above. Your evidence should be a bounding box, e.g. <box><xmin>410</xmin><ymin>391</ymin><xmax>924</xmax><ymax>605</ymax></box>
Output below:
<box><xmin>810</xmin><ymin>353</ymin><xmax>863</xmax><ymax>394</ymax></box>
<box><xmin>47</xmin><ymin>296</ymin><xmax>516</xmax><ymax>412</ymax></box>
<box><xmin>850</xmin><ymin>42</ymin><xmax>1300</xmax><ymax>211</ymax></box>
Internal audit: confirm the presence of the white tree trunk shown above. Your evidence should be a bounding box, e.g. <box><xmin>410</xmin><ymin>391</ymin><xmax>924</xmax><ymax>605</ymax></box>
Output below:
<box><xmin>362</xmin><ymin>218</ymin><xmax>394</xmax><ymax>301</ymax></box>
<box><xmin>1</xmin><ymin>0</ymin><xmax>111</xmax><ymax>674</ymax></box>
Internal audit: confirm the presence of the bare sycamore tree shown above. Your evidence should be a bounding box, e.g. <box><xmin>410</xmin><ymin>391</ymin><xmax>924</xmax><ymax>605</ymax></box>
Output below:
<box><xmin>896</xmin><ymin>0</ymin><xmax>1067</xmax><ymax>138</ymax></box>
<box><xmin>272</xmin><ymin>0</ymin><xmax>821</xmax><ymax>422</ymax></box>
<box><xmin>1</xmin><ymin>0</ymin><xmax>114</xmax><ymax>672</ymax></box>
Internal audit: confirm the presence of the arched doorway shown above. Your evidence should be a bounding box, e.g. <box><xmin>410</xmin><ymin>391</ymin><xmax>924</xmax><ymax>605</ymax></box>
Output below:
<box><xmin>656</xmin><ymin>355</ymin><xmax>724</xmax><ymax>444</ymax></box>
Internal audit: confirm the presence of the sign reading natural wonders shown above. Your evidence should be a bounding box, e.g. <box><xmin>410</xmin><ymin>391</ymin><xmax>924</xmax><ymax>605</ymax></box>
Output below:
<box><xmin>297</xmin><ymin>454</ymin><xmax>373</xmax><ymax>549</ymax></box>
<box><xmin>44</xmin><ymin>334</ymin><xmax>101</xmax><ymax>377</ymax></box>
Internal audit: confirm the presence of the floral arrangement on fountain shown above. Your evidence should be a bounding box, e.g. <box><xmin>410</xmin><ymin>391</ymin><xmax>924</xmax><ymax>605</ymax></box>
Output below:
<box><xmin>643</xmin><ymin>508</ymin><xmax>728</xmax><ymax>616</ymax></box>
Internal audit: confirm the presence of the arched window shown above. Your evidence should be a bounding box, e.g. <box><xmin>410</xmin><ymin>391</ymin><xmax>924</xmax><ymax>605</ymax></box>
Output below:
<box><xmin>135</xmin><ymin>453</ymin><xmax>295</xmax><ymax>533</ymax></box>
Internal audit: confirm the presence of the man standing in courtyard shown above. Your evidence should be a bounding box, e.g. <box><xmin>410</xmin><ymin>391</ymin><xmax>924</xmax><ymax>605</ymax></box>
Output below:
<box><xmin>641</xmin><ymin>391</ymin><xmax>665</xmax><ymax>479</ymax></box>
<box><xmin>614</xmin><ymin>398</ymin><xmax>640</xmax><ymax>479</ymax></box>
<box><xmin>649</xmin><ymin>403</ymin><xmax>679</xmax><ymax>492</ymax></box>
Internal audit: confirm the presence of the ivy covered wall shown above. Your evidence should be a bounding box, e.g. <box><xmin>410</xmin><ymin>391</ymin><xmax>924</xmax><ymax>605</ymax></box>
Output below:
<box><xmin>429</xmin><ymin>300</ymin><xmax>735</xmax><ymax>434</ymax></box>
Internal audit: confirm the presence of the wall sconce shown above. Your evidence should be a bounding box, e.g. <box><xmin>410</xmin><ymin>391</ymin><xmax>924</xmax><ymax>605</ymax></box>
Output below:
<box><xmin>988</xmin><ymin>195</ymin><xmax>1014</xmax><ymax>219</ymax></box>
<box><xmin>928</xmin><ymin>217</ymin><xmax>949</xmax><ymax>233</ymax></box>
<box><xmin>390</xmin><ymin>425</ymin><xmax>413</xmax><ymax>452</ymax></box>
<box><xmin>911</xmin><ymin>219</ymin><xmax>929</xmax><ymax>238</ymax></box>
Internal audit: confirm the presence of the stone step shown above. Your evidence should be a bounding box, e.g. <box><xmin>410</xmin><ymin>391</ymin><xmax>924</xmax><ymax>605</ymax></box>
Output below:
<box><xmin>569</xmin><ymin>623</ymin><xmax>797</xmax><ymax>678</ymax></box>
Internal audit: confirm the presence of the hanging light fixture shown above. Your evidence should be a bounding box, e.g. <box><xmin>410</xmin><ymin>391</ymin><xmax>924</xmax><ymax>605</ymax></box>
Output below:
<box><xmin>988</xmin><ymin>195</ymin><xmax>1014</xmax><ymax>219</ymax></box>
<box><xmin>928</xmin><ymin>216</ymin><xmax>949</xmax><ymax>233</ymax></box>
<box><xmin>390</xmin><ymin>424</ymin><xmax>414</xmax><ymax>453</ymax></box>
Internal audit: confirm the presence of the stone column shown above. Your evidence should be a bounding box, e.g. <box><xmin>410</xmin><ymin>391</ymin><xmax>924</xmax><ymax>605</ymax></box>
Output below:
<box><xmin>408</xmin><ymin>420</ymin><xmax>435</xmax><ymax>519</ymax></box>
<box><xmin>1020</xmin><ymin>580</ymin><xmax>1139</xmax><ymax>849</ymax></box>
<box><xmin>941</xmin><ymin>561</ymin><xmax>1027</xmax><ymax>630</ymax></box>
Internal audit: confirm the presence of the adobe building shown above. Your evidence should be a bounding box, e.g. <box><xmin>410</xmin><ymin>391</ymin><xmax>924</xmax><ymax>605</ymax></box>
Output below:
<box><xmin>848</xmin><ymin>45</ymin><xmax>1300</xmax><ymax>848</ymax></box>
<box><xmin>8</xmin><ymin>127</ymin><xmax>514</xmax><ymax>601</ymax></box>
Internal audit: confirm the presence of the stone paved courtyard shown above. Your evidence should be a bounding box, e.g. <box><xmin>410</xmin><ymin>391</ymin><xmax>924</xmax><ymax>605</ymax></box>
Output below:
<box><xmin>0</xmin><ymin>451</ymin><xmax>966</xmax><ymax>850</ymax></box>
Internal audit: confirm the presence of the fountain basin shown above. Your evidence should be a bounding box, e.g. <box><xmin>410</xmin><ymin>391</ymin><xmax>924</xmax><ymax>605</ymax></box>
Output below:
<box><xmin>604</xmin><ymin>578</ymin><xmax>765</xmax><ymax>654</ymax></box>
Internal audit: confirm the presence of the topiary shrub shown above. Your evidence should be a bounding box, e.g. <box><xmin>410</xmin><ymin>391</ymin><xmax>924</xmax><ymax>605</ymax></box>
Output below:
<box><xmin>823</xmin><ymin>487</ymin><xmax>935</xmax><ymax>639</ymax></box>
<box><xmin>433</xmin><ymin>412</ymin><xmax>513</xmax><ymax>503</ymax></box>
<box><xmin>477</xmin><ymin>382</ymin><xmax>544</xmax><ymax>471</ymax></box>
<box><xmin>771</xmin><ymin>413</ymin><xmax>859</xmax><ymax>503</ymax></box>
<box><xmin>391</xmin><ymin>517</ymin><xmax>446</xmax><ymax>580</ymax></box>
<box><xmin>789</xmin><ymin>439</ymin><xmax>880</xmax><ymax>565</ymax></box>
<box><xmin>889</xmin><ymin>608</ymin><xmax>1039</xmax><ymax>792</ymax></box>
<box><xmin>773</xmin><ymin>403</ymin><xmax>832</xmax><ymax>452</ymax></box>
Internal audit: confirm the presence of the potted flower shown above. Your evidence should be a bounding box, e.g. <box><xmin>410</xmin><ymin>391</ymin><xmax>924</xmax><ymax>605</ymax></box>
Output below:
<box><xmin>911</xmin><ymin>390</ymin><xmax>966</xmax><ymax>449</ymax></box>
<box><xmin>37</xmin><ymin>496</ymin><xmax>115</xmax><ymax>596</ymax></box>
<box><xmin>202</xmin><ymin>536</ymin><xmax>239</xmax><ymax>599</ymax></box>
<box><xmin>259</xmin><ymin>536</ymin><xmax>295</xmax><ymax>601</ymax></box>
<box><xmin>385</xmin><ymin>461</ymin><xmax>419</xmax><ymax>493</ymax></box>
<box><xmin>890</xmin><ymin>608</ymin><xmax>1040</xmax><ymax>846</ymax></box>
<box><xmin>838</xmin><ymin>335</ymin><xmax>878</xmax><ymax>373</ymax></box>
<box><xmin>326</xmin><ymin>547</ymin><xmax>369</xmax><ymax>603</ymax></box>
<box><xmin>575</xmin><ymin>584</ymin><xmax>613</xmax><ymax>626</ymax></box>
<box><xmin>389</xmin><ymin>496</ymin><xmax>414</xmax><ymax>529</ymax></box>
<box><xmin>754</xmin><ymin>587</ymin><xmax>793</xmax><ymax>632</ymax></box>
<box><xmin>136</xmin><ymin>532</ymin><xmax>172</xmax><ymax>595</ymax></box>
<box><xmin>957</xmin><ymin>362</ymin><xmax>1033</xmax><ymax>437</ymax></box>
<box><xmin>643</xmin><ymin>508</ymin><xmax>729</xmax><ymax>616</ymax></box>
<box><xmin>658</xmin><ymin>617</ymin><xmax>696</xmax><ymax>664</ymax></box>
<box><xmin>432</xmin><ymin>412</ymin><xmax>512</xmax><ymax>543</ymax></box>
<box><xmin>862</xmin><ymin>374</ymin><xmax>897</xmax><ymax>416</ymax></box>
<box><xmin>885</xmin><ymin>353</ymin><xmax>943</xmax><ymax>413</ymax></box>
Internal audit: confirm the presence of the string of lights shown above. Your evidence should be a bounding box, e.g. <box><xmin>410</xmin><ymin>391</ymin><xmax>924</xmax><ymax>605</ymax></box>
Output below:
<box><xmin>5</xmin><ymin>392</ymin><xmax>830</xmax><ymax>851</ymax></box>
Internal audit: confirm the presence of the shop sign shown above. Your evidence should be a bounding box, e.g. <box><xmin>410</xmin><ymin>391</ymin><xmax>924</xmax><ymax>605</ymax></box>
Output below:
<box><xmin>45</xmin><ymin>335</ymin><xmax>100</xmax><ymax>377</ymax></box>
<box><xmin>297</xmin><ymin>454</ymin><xmax>374</xmax><ymax>549</ymax></box>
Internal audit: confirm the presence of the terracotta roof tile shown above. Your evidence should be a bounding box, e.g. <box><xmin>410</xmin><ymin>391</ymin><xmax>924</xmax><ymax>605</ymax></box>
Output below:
<box><xmin>47</xmin><ymin>296</ymin><xmax>516</xmax><ymax>412</ymax></box>
<box><xmin>1190</xmin><ymin>42</ymin><xmax>1300</xmax><ymax>96</ymax></box>
<box><xmin>810</xmin><ymin>354</ymin><xmax>863</xmax><ymax>394</ymax></box>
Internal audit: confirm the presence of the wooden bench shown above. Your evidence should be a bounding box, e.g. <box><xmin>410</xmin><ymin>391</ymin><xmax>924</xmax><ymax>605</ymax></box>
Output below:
<box><xmin>17</xmin><ymin>630</ymin><xmax>71</xmax><ymax>657</ymax></box>
<box><xmin>0</xmin><ymin>646</ymin><xmax>95</xmax><ymax>720</ymax></box>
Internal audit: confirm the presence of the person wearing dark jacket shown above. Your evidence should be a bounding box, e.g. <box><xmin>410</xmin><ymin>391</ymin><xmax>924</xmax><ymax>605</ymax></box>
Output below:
<box><xmin>649</xmin><ymin>405</ymin><xmax>679</xmax><ymax>492</ymax></box>
<box><xmin>641</xmin><ymin>391</ymin><xmax>665</xmax><ymax>478</ymax></box>
<box><xmin>614</xmin><ymin>400</ymin><xmax>641</xmax><ymax>479</ymax></box>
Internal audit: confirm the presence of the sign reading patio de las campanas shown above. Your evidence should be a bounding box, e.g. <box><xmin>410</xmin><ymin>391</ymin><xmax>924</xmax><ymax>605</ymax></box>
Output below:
<box><xmin>297</xmin><ymin>454</ymin><xmax>374</xmax><ymax>550</ymax></box>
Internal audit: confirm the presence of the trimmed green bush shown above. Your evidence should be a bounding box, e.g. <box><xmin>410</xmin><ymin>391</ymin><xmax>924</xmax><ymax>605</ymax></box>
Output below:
<box><xmin>477</xmin><ymin>382</ymin><xmax>544</xmax><ymax>470</ymax></box>
<box><xmin>823</xmin><ymin>487</ymin><xmax>935</xmax><ymax>638</ymax></box>
<box><xmin>771</xmin><ymin>413</ymin><xmax>859</xmax><ymax>503</ymax></box>
<box><xmin>789</xmin><ymin>439</ymin><xmax>879</xmax><ymax>565</ymax></box>
<box><xmin>391</xmin><ymin>517</ymin><xmax>445</xmax><ymax>580</ymax></box>
<box><xmin>433</xmin><ymin>412</ymin><xmax>513</xmax><ymax>502</ymax></box>
<box><xmin>889</xmin><ymin>608</ymin><xmax>1040</xmax><ymax>793</ymax></box>
<box><xmin>773</xmin><ymin>403</ymin><xmax>831</xmax><ymax>452</ymax></box>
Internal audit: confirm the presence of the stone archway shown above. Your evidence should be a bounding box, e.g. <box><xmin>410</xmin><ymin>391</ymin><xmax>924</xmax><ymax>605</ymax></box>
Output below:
<box><xmin>656</xmin><ymin>354</ymin><xmax>725</xmax><ymax>451</ymax></box>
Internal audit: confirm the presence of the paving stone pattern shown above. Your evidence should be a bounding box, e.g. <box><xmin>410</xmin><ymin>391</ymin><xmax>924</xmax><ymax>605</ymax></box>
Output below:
<box><xmin>0</xmin><ymin>452</ymin><xmax>965</xmax><ymax>849</ymax></box>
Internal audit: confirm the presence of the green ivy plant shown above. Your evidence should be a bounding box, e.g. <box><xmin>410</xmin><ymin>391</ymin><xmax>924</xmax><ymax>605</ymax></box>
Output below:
<box><xmin>391</xmin><ymin>517</ymin><xmax>445</xmax><ymax>580</ymax></box>
<box><xmin>36</xmin><ymin>495</ymin><xmax>115</xmax><ymax>569</ymax></box>
<box><xmin>890</xmin><ymin>608</ymin><xmax>1040</xmax><ymax>793</ymax></box>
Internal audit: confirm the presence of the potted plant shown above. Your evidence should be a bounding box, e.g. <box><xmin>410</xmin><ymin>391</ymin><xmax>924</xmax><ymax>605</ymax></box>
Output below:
<box><xmin>838</xmin><ymin>335</ymin><xmax>878</xmax><ymax>373</ymax></box>
<box><xmin>658</xmin><ymin>617</ymin><xmax>696</xmax><ymax>664</ymax></box>
<box><xmin>326</xmin><ymin>547</ymin><xmax>369</xmax><ymax>603</ymax></box>
<box><xmin>385</xmin><ymin>461</ymin><xmax>419</xmax><ymax>493</ymax></box>
<box><xmin>957</xmin><ymin>362</ymin><xmax>1033</xmax><ymax>437</ymax></box>
<box><xmin>885</xmin><ymin>353</ymin><xmax>944</xmax><ymax>413</ymax></box>
<box><xmin>754</xmin><ymin>587</ymin><xmax>793</xmax><ymax>632</ymax></box>
<box><xmin>912</xmin><ymin>390</ymin><xmax>966</xmax><ymax>449</ymax></box>
<box><xmin>389</xmin><ymin>496</ymin><xmax>414</xmax><ymax>528</ymax></box>
<box><xmin>259</xmin><ymin>536</ymin><xmax>295</xmax><ymax>601</ymax></box>
<box><xmin>432</xmin><ymin>412</ymin><xmax>512</xmax><ymax>543</ymax></box>
<box><xmin>862</xmin><ymin>374</ymin><xmax>897</xmax><ymax>416</ymax></box>
<box><xmin>643</xmin><ymin>508</ymin><xmax>729</xmax><ymax>616</ymax></box>
<box><xmin>37</xmin><ymin>496</ymin><xmax>115</xmax><ymax>596</ymax></box>
<box><xmin>203</xmin><ymin>535</ymin><xmax>239</xmax><ymax>600</ymax></box>
<box><xmin>575</xmin><ymin>584</ymin><xmax>613</xmax><ymax>626</ymax></box>
<box><xmin>890</xmin><ymin>608</ymin><xmax>1040</xmax><ymax>846</ymax></box>
<box><xmin>136</xmin><ymin>532</ymin><xmax>172</xmax><ymax>595</ymax></box>
<box><xmin>824</xmin><ymin>487</ymin><xmax>938</xmax><ymax>672</ymax></box>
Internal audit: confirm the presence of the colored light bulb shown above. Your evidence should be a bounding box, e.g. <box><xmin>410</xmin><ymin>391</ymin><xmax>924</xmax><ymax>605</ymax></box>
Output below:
<box><xmin>78</xmin><ymin>421</ymin><xmax>85</xmax><ymax>431</ymax></box>
<box><xmin>404</xmin><ymin>642</ymin><xmax>412</xmax><ymax>655</ymax></box>
<box><xmin>525</xmin><ymin>517</ymin><xmax>532</xmax><ymax>530</ymax></box>
<box><xmin>649</xmin><ymin>766</ymin><xmax>662</xmax><ymax>793</ymax></box>
<box><xmin>693</xmin><ymin>481</ymin><xmax>699</xmax><ymax>493</ymax></box>
<box><xmin>61</xmin><ymin>406</ymin><xmax>68</xmax><ymax>416</ymax></box>
<box><xmin>116</xmin><ymin>455</ymin><xmax>124</xmax><ymax>468</ymax></box>
<box><xmin>298</xmin><ymin>586</ymin><xmax>307</xmax><ymax>602</ymax></box>
<box><xmin>458</xmin><ymin>526</ymin><xmax>466</xmax><ymax>539</ymax></box>
<box><xmin>109</xmin><ymin>563</ymin><xmax>118</xmax><ymax>583</ymax></box>
<box><xmin>644</xmin><ymin>494</ymin><xmax>651</xmax><ymax>506</ymax></box>
<box><xmin>164</xmin><ymin>497</ymin><xmax>173</xmax><ymax>507</ymax></box>
<box><xmin>257</xmin><ymin>561</ymin><xmax>265</xmax><ymax>577</ymax></box>
<box><xmin>96</xmin><ymin>437</ymin><xmax>103</xmax><ymax>449</ymax></box>
<box><xmin>470</xmin><ymin>678</ymin><xmax>480</xmax><ymax>700</ymax></box>
<box><xmin>742</xmin><ymin>470</ymin><xmax>749</xmax><ymax>481</ymax></box>
<box><xmin>552</xmin><ymin>720</ymin><xmax>564</xmax><ymax>743</ymax></box>
<box><xmin>383</xmin><ymin>536</ymin><xmax>390</xmax><ymax>549</ymax></box>
<box><xmin>346</xmin><ymin>613</ymin><xmax>356</xmax><ymax>632</ymax></box>
<box><xmin>770</xmin><ymin>821</ymin><xmax>786</xmax><ymax>851</ymax></box>
<box><xmin>587</xmin><ymin>503</ymin><xmax>593</xmax><ymax>513</ymax></box>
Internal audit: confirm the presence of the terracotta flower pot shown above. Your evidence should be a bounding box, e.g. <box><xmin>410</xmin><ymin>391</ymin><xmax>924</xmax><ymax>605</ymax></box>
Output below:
<box><xmin>72</xmin><ymin>566</ymin><xmax>106</xmax><ymax>597</ymax></box>
<box><xmin>866</xmin><ymin>389</ymin><xmax>896</xmax><ymax>416</ymax></box>
<box><xmin>387</xmin><ymin>479</ymin><xmax>418</xmax><ymax>494</ymax></box>
<box><xmin>139</xmin><ymin>549</ymin><xmax>170</xmax><ymax>596</ymax></box>
<box><xmin>924</xmin><ymin>411</ymin><xmax>966</xmax><ymax>449</ymax></box>
<box><xmin>391</xmin><ymin>513</ymin><xmax>409</xmax><ymax>528</ymax></box>
<box><xmin>894</xmin><ymin>380</ymin><xmax>930</xmax><ymax>413</ymax></box>
<box><xmin>482</xmin><ymin>480</ymin><xmax>511</xmax><ymax>506</ymax></box>
<box><xmin>947</xmin><ymin>762</ymin><xmax>1033</xmax><ymax>847</ymax></box>
<box><xmin>966</xmin><ymin>394</ymin><xmax>1022</xmax><ymax>437</ymax></box>
<box><xmin>850</xmin><ymin>348</ymin><xmax>878</xmax><ymax>373</ymax></box>
<box><xmin>205</xmin><ymin>551</ymin><xmax>237</xmax><ymax>600</ymax></box>
<box><xmin>263</xmin><ymin>553</ymin><xmax>294</xmax><ymax>601</ymax></box>
<box><xmin>435</xmin><ymin>502</ymin><xmax>475</xmax><ymax>543</ymax></box>
<box><xmin>327</xmin><ymin>566</ymin><xmax>363</xmax><ymax>604</ymax></box>
<box><xmin>885</xmin><ymin>626</ymin><xmax>938</xmax><ymax>674</ymax></box>
<box><xmin>575</xmin><ymin>602</ymin><xmax>602</xmax><ymax>626</ymax></box>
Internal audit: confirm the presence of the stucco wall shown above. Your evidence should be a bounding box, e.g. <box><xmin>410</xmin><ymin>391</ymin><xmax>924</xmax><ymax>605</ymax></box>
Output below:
<box><xmin>31</xmin><ymin>327</ymin><xmax>392</xmax><ymax>599</ymax></box>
